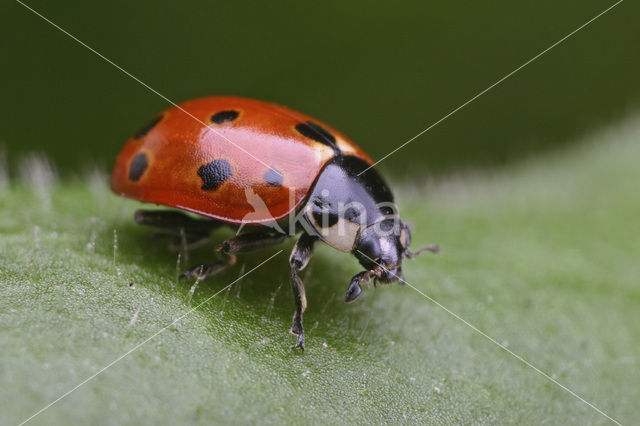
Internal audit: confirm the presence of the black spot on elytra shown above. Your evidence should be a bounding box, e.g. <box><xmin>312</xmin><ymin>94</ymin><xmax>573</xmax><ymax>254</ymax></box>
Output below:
<box><xmin>211</xmin><ymin>110</ymin><xmax>239</xmax><ymax>124</ymax></box>
<box><xmin>198</xmin><ymin>159</ymin><xmax>232</xmax><ymax>190</ymax></box>
<box><xmin>295</xmin><ymin>121</ymin><xmax>341</xmax><ymax>155</ymax></box>
<box><xmin>264</xmin><ymin>167</ymin><xmax>283</xmax><ymax>186</ymax></box>
<box><xmin>296</xmin><ymin>121</ymin><xmax>335</xmax><ymax>143</ymax></box>
<box><xmin>134</xmin><ymin>115</ymin><xmax>162</xmax><ymax>139</ymax></box>
<box><xmin>129</xmin><ymin>153</ymin><xmax>148</xmax><ymax>181</ymax></box>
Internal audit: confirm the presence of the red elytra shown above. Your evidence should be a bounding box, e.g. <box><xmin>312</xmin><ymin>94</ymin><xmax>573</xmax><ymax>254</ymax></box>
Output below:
<box><xmin>110</xmin><ymin>96</ymin><xmax>371</xmax><ymax>224</ymax></box>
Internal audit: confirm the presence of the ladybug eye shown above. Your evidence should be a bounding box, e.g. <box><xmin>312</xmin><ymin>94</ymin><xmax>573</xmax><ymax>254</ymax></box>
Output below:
<box><xmin>379</xmin><ymin>205</ymin><xmax>395</xmax><ymax>216</ymax></box>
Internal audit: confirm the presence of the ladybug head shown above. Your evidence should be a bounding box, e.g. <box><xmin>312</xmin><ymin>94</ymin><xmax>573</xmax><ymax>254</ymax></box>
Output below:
<box><xmin>353</xmin><ymin>218</ymin><xmax>412</xmax><ymax>283</ymax></box>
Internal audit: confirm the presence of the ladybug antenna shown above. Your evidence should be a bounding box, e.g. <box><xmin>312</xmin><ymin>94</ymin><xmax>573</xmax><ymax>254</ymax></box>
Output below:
<box><xmin>406</xmin><ymin>245</ymin><xmax>440</xmax><ymax>259</ymax></box>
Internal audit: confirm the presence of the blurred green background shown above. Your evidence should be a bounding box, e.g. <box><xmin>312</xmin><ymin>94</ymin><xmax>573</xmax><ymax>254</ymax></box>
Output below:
<box><xmin>2</xmin><ymin>0</ymin><xmax>638</xmax><ymax>176</ymax></box>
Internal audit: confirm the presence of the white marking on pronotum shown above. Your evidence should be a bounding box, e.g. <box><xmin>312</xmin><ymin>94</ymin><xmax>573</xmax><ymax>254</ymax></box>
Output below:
<box><xmin>304</xmin><ymin>202</ymin><xmax>360</xmax><ymax>252</ymax></box>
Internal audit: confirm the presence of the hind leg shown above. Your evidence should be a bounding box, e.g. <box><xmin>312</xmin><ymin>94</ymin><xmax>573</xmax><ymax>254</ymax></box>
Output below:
<box><xmin>134</xmin><ymin>209</ymin><xmax>222</xmax><ymax>250</ymax></box>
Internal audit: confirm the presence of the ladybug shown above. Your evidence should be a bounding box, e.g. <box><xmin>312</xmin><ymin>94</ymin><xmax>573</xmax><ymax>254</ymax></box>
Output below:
<box><xmin>111</xmin><ymin>96</ymin><xmax>435</xmax><ymax>350</ymax></box>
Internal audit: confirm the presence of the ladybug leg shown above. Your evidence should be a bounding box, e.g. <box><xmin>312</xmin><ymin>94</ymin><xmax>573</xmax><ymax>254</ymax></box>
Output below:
<box><xmin>180</xmin><ymin>253</ymin><xmax>237</xmax><ymax>280</ymax></box>
<box><xmin>181</xmin><ymin>230</ymin><xmax>288</xmax><ymax>280</ymax></box>
<box><xmin>135</xmin><ymin>209</ymin><xmax>222</xmax><ymax>249</ymax></box>
<box><xmin>345</xmin><ymin>272</ymin><xmax>365</xmax><ymax>303</ymax></box>
<box><xmin>344</xmin><ymin>270</ymin><xmax>375</xmax><ymax>303</ymax></box>
<box><xmin>288</xmin><ymin>233</ymin><xmax>317</xmax><ymax>351</ymax></box>
<box><xmin>217</xmin><ymin>230</ymin><xmax>289</xmax><ymax>255</ymax></box>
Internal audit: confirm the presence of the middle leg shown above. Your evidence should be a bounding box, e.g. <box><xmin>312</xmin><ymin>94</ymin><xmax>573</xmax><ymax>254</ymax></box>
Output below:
<box><xmin>181</xmin><ymin>229</ymin><xmax>290</xmax><ymax>280</ymax></box>
<box><xmin>288</xmin><ymin>232</ymin><xmax>317</xmax><ymax>350</ymax></box>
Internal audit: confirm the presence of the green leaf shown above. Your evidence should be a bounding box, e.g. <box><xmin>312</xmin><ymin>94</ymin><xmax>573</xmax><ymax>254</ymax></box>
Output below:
<box><xmin>2</xmin><ymin>120</ymin><xmax>639</xmax><ymax>424</ymax></box>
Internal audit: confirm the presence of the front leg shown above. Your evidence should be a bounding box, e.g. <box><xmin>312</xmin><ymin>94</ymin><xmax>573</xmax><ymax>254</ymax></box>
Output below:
<box><xmin>289</xmin><ymin>232</ymin><xmax>316</xmax><ymax>350</ymax></box>
<box><xmin>344</xmin><ymin>269</ymin><xmax>377</xmax><ymax>303</ymax></box>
